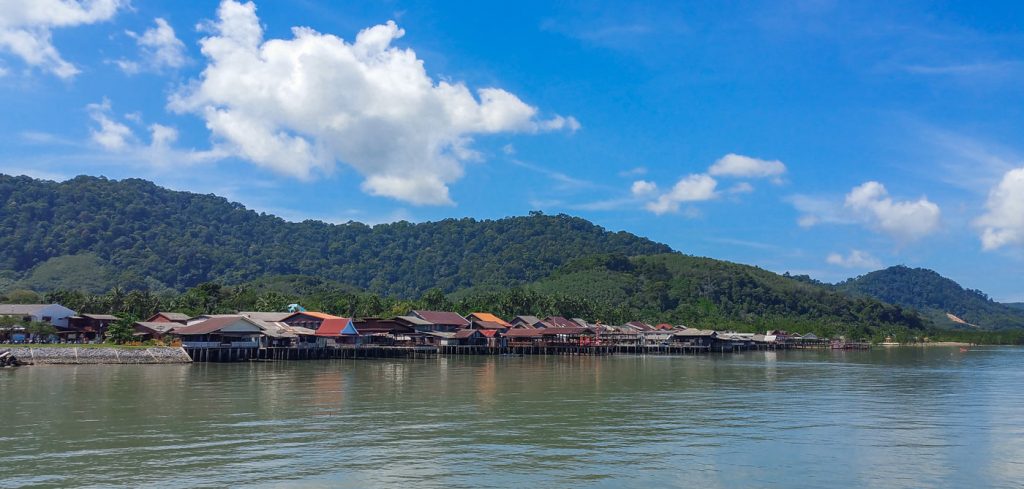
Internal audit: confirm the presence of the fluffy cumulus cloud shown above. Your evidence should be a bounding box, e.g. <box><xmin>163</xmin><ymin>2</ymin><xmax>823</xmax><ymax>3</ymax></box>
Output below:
<box><xmin>169</xmin><ymin>0</ymin><xmax>577</xmax><ymax>205</ymax></box>
<box><xmin>633</xmin><ymin>153</ymin><xmax>781</xmax><ymax>215</ymax></box>
<box><xmin>630</xmin><ymin>180</ymin><xmax>658</xmax><ymax>197</ymax></box>
<box><xmin>975</xmin><ymin>167</ymin><xmax>1024</xmax><ymax>250</ymax></box>
<box><xmin>644</xmin><ymin>174</ymin><xmax>717</xmax><ymax>215</ymax></box>
<box><xmin>708</xmin><ymin>153</ymin><xmax>787</xmax><ymax>180</ymax></box>
<box><xmin>87</xmin><ymin>98</ymin><xmax>134</xmax><ymax>150</ymax></box>
<box><xmin>117</xmin><ymin>18</ymin><xmax>188</xmax><ymax>74</ymax></box>
<box><xmin>826</xmin><ymin>249</ymin><xmax>882</xmax><ymax>269</ymax></box>
<box><xmin>0</xmin><ymin>0</ymin><xmax>126</xmax><ymax>78</ymax></box>
<box><xmin>86</xmin><ymin>98</ymin><xmax>224</xmax><ymax>165</ymax></box>
<box><xmin>844</xmin><ymin>181</ymin><xmax>941</xmax><ymax>242</ymax></box>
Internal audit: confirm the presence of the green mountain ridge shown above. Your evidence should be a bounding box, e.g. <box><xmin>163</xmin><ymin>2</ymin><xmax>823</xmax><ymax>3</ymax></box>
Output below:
<box><xmin>836</xmin><ymin>266</ymin><xmax>1024</xmax><ymax>330</ymax></box>
<box><xmin>0</xmin><ymin>174</ymin><xmax>670</xmax><ymax>296</ymax></box>
<box><xmin>520</xmin><ymin>253</ymin><xmax>926</xmax><ymax>336</ymax></box>
<box><xmin>2</xmin><ymin>173</ymin><xmax>1019</xmax><ymax>338</ymax></box>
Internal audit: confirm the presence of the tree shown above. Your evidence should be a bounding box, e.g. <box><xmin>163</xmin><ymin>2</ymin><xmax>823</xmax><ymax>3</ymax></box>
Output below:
<box><xmin>3</xmin><ymin>289</ymin><xmax>42</xmax><ymax>303</ymax></box>
<box><xmin>24</xmin><ymin>321</ymin><xmax>56</xmax><ymax>337</ymax></box>
<box><xmin>106</xmin><ymin>316</ymin><xmax>137</xmax><ymax>344</ymax></box>
<box><xmin>254</xmin><ymin>292</ymin><xmax>287</xmax><ymax>312</ymax></box>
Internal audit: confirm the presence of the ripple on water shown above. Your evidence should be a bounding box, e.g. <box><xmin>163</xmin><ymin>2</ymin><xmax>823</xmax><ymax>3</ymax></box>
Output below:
<box><xmin>2</xmin><ymin>349</ymin><xmax>1024</xmax><ymax>488</ymax></box>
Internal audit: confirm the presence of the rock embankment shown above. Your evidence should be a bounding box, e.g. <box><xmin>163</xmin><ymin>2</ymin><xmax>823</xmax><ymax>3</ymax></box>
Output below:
<box><xmin>0</xmin><ymin>346</ymin><xmax>192</xmax><ymax>364</ymax></box>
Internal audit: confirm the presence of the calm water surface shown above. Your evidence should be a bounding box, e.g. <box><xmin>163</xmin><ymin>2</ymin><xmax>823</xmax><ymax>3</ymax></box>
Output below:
<box><xmin>1</xmin><ymin>347</ymin><xmax>1022</xmax><ymax>488</ymax></box>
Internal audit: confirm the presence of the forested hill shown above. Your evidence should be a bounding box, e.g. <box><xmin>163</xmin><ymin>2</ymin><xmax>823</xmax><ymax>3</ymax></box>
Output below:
<box><xmin>518</xmin><ymin>253</ymin><xmax>927</xmax><ymax>338</ymax></box>
<box><xmin>836</xmin><ymin>266</ymin><xmax>1024</xmax><ymax>330</ymax></box>
<box><xmin>0</xmin><ymin>174</ymin><xmax>671</xmax><ymax>296</ymax></box>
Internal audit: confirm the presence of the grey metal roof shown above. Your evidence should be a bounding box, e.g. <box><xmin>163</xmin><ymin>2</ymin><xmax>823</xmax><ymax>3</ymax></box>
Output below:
<box><xmin>395</xmin><ymin>315</ymin><xmax>433</xmax><ymax>325</ymax></box>
<box><xmin>255</xmin><ymin>321</ymin><xmax>298</xmax><ymax>338</ymax></box>
<box><xmin>410</xmin><ymin>310</ymin><xmax>470</xmax><ymax>326</ymax></box>
<box><xmin>134</xmin><ymin>322</ymin><xmax>179</xmax><ymax>334</ymax></box>
<box><xmin>674</xmin><ymin>328</ymin><xmax>716</xmax><ymax>337</ymax></box>
<box><xmin>156</xmin><ymin>312</ymin><xmax>190</xmax><ymax>321</ymax></box>
<box><xmin>239</xmin><ymin>312</ymin><xmax>293</xmax><ymax>322</ymax></box>
<box><xmin>0</xmin><ymin>304</ymin><xmax>51</xmax><ymax>315</ymax></box>
<box><xmin>512</xmin><ymin>315</ymin><xmax>542</xmax><ymax>325</ymax></box>
<box><xmin>77</xmin><ymin>314</ymin><xmax>120</xmax><ymax>320</ymax></box>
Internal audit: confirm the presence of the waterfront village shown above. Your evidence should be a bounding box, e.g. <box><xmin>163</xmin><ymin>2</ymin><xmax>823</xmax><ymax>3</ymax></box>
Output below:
<box><xmin>0</xmin><ymin>303</ymin><xmax>864</xmax><ymax>363</ymax></box>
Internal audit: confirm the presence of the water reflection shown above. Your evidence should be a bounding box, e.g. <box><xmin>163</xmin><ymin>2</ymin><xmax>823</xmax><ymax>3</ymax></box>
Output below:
<box><xmin>1</xmin><ymin>348</ymin><xmax>1022</xmax><ymax>488</ymax></box>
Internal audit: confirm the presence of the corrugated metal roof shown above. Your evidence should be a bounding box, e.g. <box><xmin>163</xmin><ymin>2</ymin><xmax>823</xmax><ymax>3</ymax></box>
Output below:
<box><xmin>395</xmin><ymin>315</ymin><xmax>433</xmax><ymax>326</ymax></box>
<box><xmin>257</xmin><ymin>321</ymin><xmax>298</xmax><ymax>338</ymax></box>
<box><xmin>133</xmin><ymin>321</ymin><xmax>178</xmax><ymax>334</ymax></box>
<box><xmin>239</xmin><ymin>312</ymin><xmax>293</xmax><ymax>322</ymax></box>
<box><xmin>468</xmin><ymin>312</ymin><xmax>510</xmax><ymax>326</ymax></box>
<box><xmin>453</xmin><ymin>329</ymin><xmax>482</xmax><ymax>339</ymax></box>
<box><xmin>624</xmin><ymin>321</ymin><xmax>654</xmax><ymax>331</ymax></box>
<box><xmin>284</xmin><ymin>311</ymin><xmax>341</xmax><ymax>321</ymax></box>
<box><xmin>543</xmin><ymin>316</ymin><xmax>579</xmax><ymax>328</ymax></box>
<box><xmin>0</xmin><ymin>304</ymin><xmax>52</xmax><ymax>315</ymax></box>
<box><xmin>174</xmin><ymin>316</ymin><xmax>264</xmax><ymax>335</ymax></box>
<box><xmin>154</xmin><ymin>312</ymin><xmax>190</xmax><ymax>321</ymax></box>
<box><xmin>674</xmin><ymin>328</ymin><xmax>717</xmax><ymax>337</ymax></box>
<box><xmin>511</xmin><ymin>315</ymin><xmax>542</xmax><ymax>327</ymax></box>
<box><xmin>316</xmin><ymin>318</ymin><xmax>353</xmax><ymax>336</ymax></box>
<box><xmin>472</xmin><ymin>320</ymin><xmax>507</xmax><ymax>330</ymax></box>
<box><xmin>411</xmin><ymin>310</ymin><xmax>469</xmax><ymax>326</ymax></box>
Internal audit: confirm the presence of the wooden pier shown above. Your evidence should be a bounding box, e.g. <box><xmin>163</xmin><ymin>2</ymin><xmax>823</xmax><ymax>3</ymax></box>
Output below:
<box><xmin>183</xmin><ymin>342</ymin><xmax>789</xmax><ymax>362</ymax></box>
<box><xmin>183</xmin><ymin>345</ymin><xmax>439</xmax><ymax>362</ymax></box>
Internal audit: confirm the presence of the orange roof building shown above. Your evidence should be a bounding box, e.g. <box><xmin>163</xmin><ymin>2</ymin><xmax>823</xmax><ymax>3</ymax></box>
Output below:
<box><xmin>283</xmin><ymin>311</ymin><xmax>343</xmax><ymax>331</ymax></box>
<box><xmin>467</xmin><ymin>312</ymin><xmax>510</xmax><ymax>327</ymax></box>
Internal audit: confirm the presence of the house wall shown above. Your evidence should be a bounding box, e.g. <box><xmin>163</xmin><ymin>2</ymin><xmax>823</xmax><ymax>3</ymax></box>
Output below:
<box><xmin>34</xmin><ymin>304</ymin><xmax>75</xmax><ymax>328</ymax></box>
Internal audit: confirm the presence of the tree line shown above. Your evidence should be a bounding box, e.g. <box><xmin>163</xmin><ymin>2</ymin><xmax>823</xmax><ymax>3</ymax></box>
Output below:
<box><xmin>0</xmin><ymin>175</ymin><xmax>669</xmax><ymax>296</ymax></box>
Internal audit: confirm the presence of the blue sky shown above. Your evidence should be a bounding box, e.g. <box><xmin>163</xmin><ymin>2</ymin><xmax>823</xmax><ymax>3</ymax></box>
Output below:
<box><xmin>2</xmin><ymin>1</ymin><xmax>1023</xmax><ymax>300</ymax></box>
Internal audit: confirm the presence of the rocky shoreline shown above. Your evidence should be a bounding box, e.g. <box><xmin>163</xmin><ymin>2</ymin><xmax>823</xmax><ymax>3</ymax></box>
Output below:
<box><xmin>0</xmin><ymin>346</ymin><xmax>192</xmax><ymax>365</ymax></box>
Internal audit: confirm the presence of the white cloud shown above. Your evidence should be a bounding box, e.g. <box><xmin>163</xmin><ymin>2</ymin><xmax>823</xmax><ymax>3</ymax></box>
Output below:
<box><xmin>708</xmin><ymin>153</ymin><xmax>786</xmax><ymax>180</ymax></box>
<box><xmin>826</xmin><ymin>249</ymin><xmax>882</xmax><ymax>269</ymax></box>
<box><xmin>645</xmin><ymin>173</ymin><xmax>717</xmax><ymax>215</ymax></box>
<box><xmin>976</xmin><ymin>167</ymin><xmax>1024</xmax><ymax>251</ymax></box>
<box><xmin>169</xmin><ymin>0</ymin><xmax>576</xmax><ymax>206</ymax></box>
<box><xmin>844</xmin><ymin>181</ymin><xmax>941</xmax><ymax>242</ymax></box>
<box><xmin>86</xmin><ymin>98</ymin><xmax>225</xmax><ymax>165</ymax></box>
<box><xmin>148</xmin><ymin>123</ymin><xmax>179</xmax><ymax>150</ymax></box>
<box><xmin>87</xmin><ymin>98</ymin><xmax>134</xmax><ymax>150</ymax></box>
<box><xmin>0</xmin><ymin>0</ymin><xmax>126</xmax><ymax>78</ymax></box>
<box><xmin>634</xmin><ymin>153</ymin><xmax>781</xmax><ymax>215</ymax></box>
<box><xmin>117</xmin><ymin>18</ymin><xmax>188</xmax><ymax>74</ymax></box>
<box><xmin>630</xmin><ymin>180</ymin><xmax>657</xmax><ymax>197</ymax></box>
